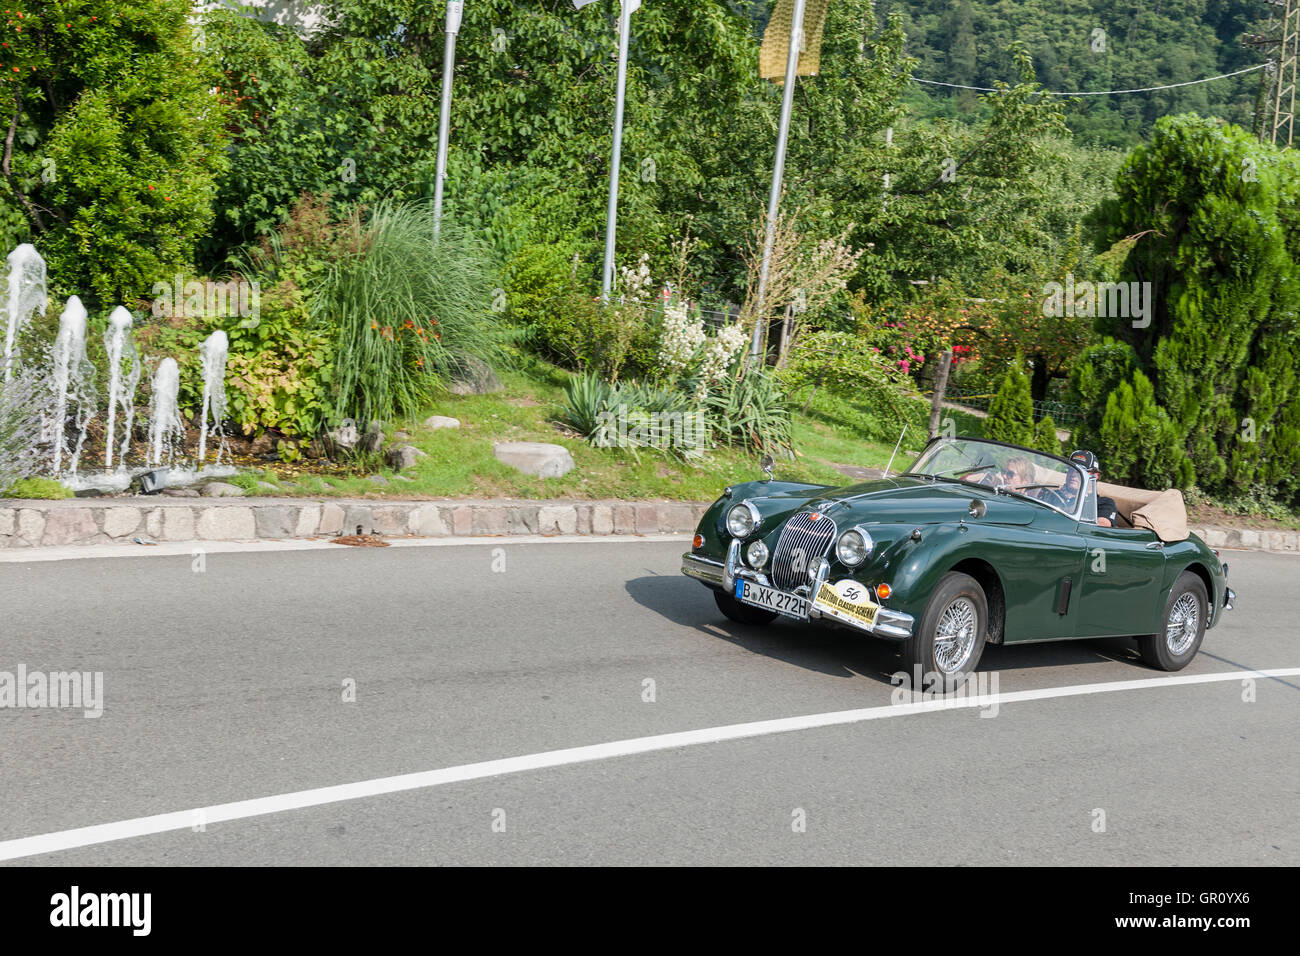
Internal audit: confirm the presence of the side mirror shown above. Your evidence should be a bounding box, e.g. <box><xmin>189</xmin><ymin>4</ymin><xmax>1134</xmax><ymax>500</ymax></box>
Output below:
<box><xmin>759</xmin><ymin>454</ymin><xmax>774</xmax><ymax>480</ymax></box>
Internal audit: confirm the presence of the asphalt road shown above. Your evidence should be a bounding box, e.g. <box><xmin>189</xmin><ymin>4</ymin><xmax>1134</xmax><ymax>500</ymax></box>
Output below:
<box><xmin>0</xmin><ymin>539</ymin><xmax>1295</xmax><ymax>865</ymax></box>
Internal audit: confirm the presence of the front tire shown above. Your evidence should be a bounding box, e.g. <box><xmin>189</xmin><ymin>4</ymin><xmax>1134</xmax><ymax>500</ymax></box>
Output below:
<box><xmin>1137</xmin><ymin>571</ymin><xmax>1207</xmax><ymax>671</ymax></box>
<box><xmin>714</xmin><ymin>589</ymin><xmax>778</xmax><ymax>626</ymax></box>
<box><xmin>903</xmin><ymin>572</ymin><xmax>988</xmax><ymax>691</ymax></box>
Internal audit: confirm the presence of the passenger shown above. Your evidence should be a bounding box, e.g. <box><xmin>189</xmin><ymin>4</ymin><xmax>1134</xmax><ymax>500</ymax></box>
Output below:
<box><xmin>1068</xmin><ymin>450</ymin><xmax>1120</xmax><ymax>526</ymax></box>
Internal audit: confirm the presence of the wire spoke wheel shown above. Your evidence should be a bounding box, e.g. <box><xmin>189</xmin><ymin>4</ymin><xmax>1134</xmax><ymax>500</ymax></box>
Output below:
<box><xmin>1165</xmin><ymin>592</ymin><xmax>1200</xmax><ymax>656</ymax></box>
<box><xmin>934</xmin><ymin>597</ymin><xmax>978</xmax><ymax>674</ymax></box>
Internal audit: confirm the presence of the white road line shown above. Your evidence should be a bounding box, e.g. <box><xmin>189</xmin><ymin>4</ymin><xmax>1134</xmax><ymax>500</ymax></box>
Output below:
<box><xmin>3</xmin><ymin>667</ymin><xmax>1296</xmax><ymax>862</ymax></box>
<box><xmin>0</xmin><ymin>534</ymin><xmax>692</xmax><ymax>563</ymax></box>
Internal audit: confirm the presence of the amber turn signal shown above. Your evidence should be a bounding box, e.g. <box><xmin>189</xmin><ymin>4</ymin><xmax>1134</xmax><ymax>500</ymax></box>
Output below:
<box><xmin>876</xmin><ymin>583</ymin><xmax>892</xmax><ymax>600</ymax></box>
<box><xmin>692</xmin><ymin>534</ymin><xmax>704</xmax><ymax>549</ymax></box>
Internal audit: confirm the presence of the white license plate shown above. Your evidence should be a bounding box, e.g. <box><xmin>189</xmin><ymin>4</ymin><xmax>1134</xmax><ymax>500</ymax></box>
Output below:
<box><xmin>735</xmin><ymin>579</ymin><xmax>809</xmax><ymax>619</ymax></box>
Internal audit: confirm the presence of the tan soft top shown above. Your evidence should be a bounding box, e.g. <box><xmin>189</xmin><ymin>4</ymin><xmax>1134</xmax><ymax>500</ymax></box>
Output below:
<box><xmin>1098</xmin><ymin>482</ymin><xmax>1189</xmax><ymax>542</ymax></box>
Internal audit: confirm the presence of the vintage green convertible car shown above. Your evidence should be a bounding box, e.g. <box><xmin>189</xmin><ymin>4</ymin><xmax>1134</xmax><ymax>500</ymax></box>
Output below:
<box><xmin>681</xmin><ymin>437</ymin><xmax>1234</xmax><ymax>688</ymax></box>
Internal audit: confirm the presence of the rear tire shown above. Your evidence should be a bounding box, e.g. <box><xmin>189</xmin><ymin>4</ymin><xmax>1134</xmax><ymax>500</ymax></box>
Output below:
<box><xmin>714</xmin><ymin>589</ymin><xmax>778</xmax><ymax>626</ymax></box>
<box><xmin>1137</xmin><ymin>571</ymin><xmax>1207</xmax><ymax>671</ymax></box>
<box><xmin>903</xmin><ymin>572</ymin><xmax>988</xmax><ymax>692</ymax></box>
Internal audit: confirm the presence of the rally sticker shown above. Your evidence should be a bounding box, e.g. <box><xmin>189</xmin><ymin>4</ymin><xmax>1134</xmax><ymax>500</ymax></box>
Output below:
<box><xmin>814</xmin><ymin>580</ymin><xmax>879</xmax><ymax>627</ymax></box>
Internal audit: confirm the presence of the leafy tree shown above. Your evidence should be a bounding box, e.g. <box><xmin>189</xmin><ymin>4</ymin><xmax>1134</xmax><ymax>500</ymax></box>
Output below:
<box><xmin>1032</xmin><ymin>414</ymin><xmax>1062</xmax><ymax>457</ymax></box>
<box><xmin>1091</xmin><ymin>114</ymin><xmax>1300</xmax><ymax>498</ymax></box>
<box><xmin>984</xmin><ymin>361</ymin><xmax>1034</xmax><ymax>446</ymax></box>
<box><xmin>1098</xmin><ymin>371</ymin><xmax>1194</xmax><ymax>490</ymax></box>
<box><xmin>876</xmin><ymin>0</ymin><xmax>1268</xmax><ymax>147</ymax></box>
<box><xmin>1065</xmin><ymin>336</ymin><xmax>1139</xmax><ymax>456</ymax></box>
<box><xmin>1</xmin><ymin>1</ymin><xmax>228</xmax><ymax>307</ymax></box>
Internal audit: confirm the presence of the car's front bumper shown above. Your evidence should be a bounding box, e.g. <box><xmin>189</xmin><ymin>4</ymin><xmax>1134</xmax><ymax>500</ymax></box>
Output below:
<box><xmin>680</xmin><ymin>547</ymin><xmax>915</xmax><ymax>641</ymax></box>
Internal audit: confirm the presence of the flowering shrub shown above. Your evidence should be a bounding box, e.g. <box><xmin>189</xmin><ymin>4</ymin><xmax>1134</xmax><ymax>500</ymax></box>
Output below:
<box><xmin>698</xmin><ymin>321</ymin><xmax>748</xmax><ymax>386</ymax></box>
<box><xmin>657</xmin><ymin>299</ymin><xmax>706</xmax><ymax>375</ymax></box>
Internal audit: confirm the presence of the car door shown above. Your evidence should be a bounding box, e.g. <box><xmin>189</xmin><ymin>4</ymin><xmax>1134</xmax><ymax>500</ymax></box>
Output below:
<box><xmin>1073</xmin><ymin>524</ymin><xmax>1167</xmax><ymax>637</ymax></box>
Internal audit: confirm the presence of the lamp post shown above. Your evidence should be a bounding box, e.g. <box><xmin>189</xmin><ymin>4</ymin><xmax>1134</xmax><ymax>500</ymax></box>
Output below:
<box><xmin>748</xmin><ymin>0</ymin><xmax>807</xmax><ymax>364</ymax></box>
<box><xmin>575</xmin><ymin>0</ymin><xmax>640</xmax><ymax>301</ymax></box>
<box><xmin>433</xmin><ymin>1</ymin><xmax>464</xmax><ymax>239</ymax></box>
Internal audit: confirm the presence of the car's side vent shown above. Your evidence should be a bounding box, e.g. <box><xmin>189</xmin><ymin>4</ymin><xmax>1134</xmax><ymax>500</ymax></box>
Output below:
<box><xmin>1057</xmin><ymin>577</ymin><xmax>1073</xmax><ymax>615</ymax></box>
<box><xmin>770</xmin><ymin>512</ymin><xmax>837</xmax><ymax>592</ymax></box>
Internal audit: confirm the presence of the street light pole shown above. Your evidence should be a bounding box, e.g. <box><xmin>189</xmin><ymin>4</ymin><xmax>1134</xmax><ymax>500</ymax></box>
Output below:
<box><xmin>748</xmin><ymin>0</ymin><xmax>806</xmax><ymax>365</ymax></box>
<box><xmin>600</xmin><ymin>0</ymin><xmax>636</xmax><ymax>302</ymax></box>
<box><xmin>433</xmin><ymin>1</ymin><xmax>464</xmax><ymax>239</ymax></box>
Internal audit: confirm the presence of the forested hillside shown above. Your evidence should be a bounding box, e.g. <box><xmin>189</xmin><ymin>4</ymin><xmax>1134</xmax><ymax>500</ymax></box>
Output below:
<box><xmin>876</xmin><ymin>0</ymin><xmax>1273</xmax><ymax>145</ymax></box>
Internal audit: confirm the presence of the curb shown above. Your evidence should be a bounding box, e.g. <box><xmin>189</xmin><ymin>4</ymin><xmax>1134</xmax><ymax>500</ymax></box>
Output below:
<box><xmin>0</xmin><ymin>498</ymin><xmax>1295</xmax><ymax>554</ymax></box>
<box><xmin>1189</xmin><ymin>525</ymin><xmax>1300</xmax><ymax>555</ymax></box>
<box><xmin>0</xmin><ymin>498</ymin><xmax>712</xmax><ymax>550</ymax></box>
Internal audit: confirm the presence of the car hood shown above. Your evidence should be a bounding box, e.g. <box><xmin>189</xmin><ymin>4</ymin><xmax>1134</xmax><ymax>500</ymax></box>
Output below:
<box><xmin>752</xmin><ymin>475</ymin><xmax>1037</xmax><ymax>527</ymax></box>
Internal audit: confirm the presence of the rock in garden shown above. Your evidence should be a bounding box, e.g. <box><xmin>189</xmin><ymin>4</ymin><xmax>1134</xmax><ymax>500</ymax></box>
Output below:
<box><xmin>424</xmin><ymin>415</ymin><xmax>461</xmax><ymax>430</ymax></box>
<box><xmin>162</xmin><ymin>487</ymin><xmax>201</xmax><ymax>498</ymax></box>
<box><xmin>367</xmin><ymin>474</ymin><xmax>389</xmax><ymax>486</ymax></box>
<box><xmin>448</xmin><ymin>356</ymin><xmax>503</xmax><ymax>395</ymax></box>
<box><xmin>361</xmin><ymin>421</ymin><xmax>385</xmax><ymax>453</ymax></box>
<box><xmin>257</xmin><ymin>481</ymin><xmax>278</xmax><ymax>492</ymax></box>
<box><xmin>248</xmin><ymin>433</ymin><xmax>275</xmax><ymax>455</ymax></box>
<box><xmin>200</xmin><ymin>482</ymin><xmax>246</xmax><ymax>498</ymax></box>
<box><xmin>326</xmin><ymin>422</ymin><xmax>360</xmax><ymax>452</ymax></box>
<box><xmin>385</xmin><ymin>444</ymin><xmax>426</xmax><ymax>470</ymax></box>
<box><xmin>493</xmin><ymin>441</ymin><xmax>575</xmax><ymax>479</ymax></box>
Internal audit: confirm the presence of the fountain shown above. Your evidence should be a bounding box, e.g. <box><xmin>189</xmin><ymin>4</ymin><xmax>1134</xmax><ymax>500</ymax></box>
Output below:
<box><xmin>3</xmin><ymin>243</ymin><xmax>47</xmax><ymax>380</ymax></box>
<box><xmin>103</xmin><ymin>307</ymin><xmax>141</xmax><ymax>470</ymax></box>
<box><xmin>50</xmin><ymin>296</ymin><xmax>97</xmax><ymax>475</ymax></box>
<box><xmin>197</xmin><ymin>330</ymin><xmax>229</xmax><ymax>466</ymax></box>
<box><xmin>147</xmin><ymin>358</ymin><xmax>184</xmax><ymax>467</ymax></box>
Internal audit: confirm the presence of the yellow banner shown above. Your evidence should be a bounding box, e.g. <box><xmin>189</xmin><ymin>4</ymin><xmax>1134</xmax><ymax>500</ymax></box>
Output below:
<box><xmin>759</xmin><ymin>0</ymin><xmax>832</xmax><ymax>82</ymax></box>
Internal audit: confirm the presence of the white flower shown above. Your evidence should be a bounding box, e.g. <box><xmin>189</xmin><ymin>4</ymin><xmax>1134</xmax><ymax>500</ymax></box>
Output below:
<box><xmin>697</xmin><ymin>321</ymin><xmax>748</xmax><ymax>385</ymax></box>
<box><xmin>658</xmin><ymin>300</ymin><xmax>705</xmax><ymax>375</ymax></box>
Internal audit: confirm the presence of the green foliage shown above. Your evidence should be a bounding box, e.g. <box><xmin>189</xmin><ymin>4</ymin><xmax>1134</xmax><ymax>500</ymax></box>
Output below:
<box><xmin>314</xmin><ymin>201</ymin><xmax>501</xmax><ymax>425</ymax></box>
<box><xmin>1098</xmin><ymin>371</ymin><xmax>1194</xmax><ymax>490</ymax></box>
<box><xmin>890</xmin><ymin>0</ymin><xmax>1266</xmax><ymax>147</ymax></box>
<box><xmin>2</xmin><ymin>477</ymin><xmax>72</xmax><ymax>499</ymax></box>
<box><xmin>1091</xmin><ymin>115</ymin><xmax>1300</xmax><ymax>499</ymax></box>
<box><xmin>704</xmin><ymin>368</ymin><xmax>792</xmax><ymax>454</ymax></box>
<box><xmin>1066</xmin><ymin>337</ymin><xmax>1139</xmax><ymax>454</ymax></box>
<box><xmin>1032</xmin><ymin>415</ymin><xmax>1062</xmax><ymax>457</ymax></box>
<box><xmin>522</xmin><ymin>286</ymin><xmax>660</xmax><ymax>382</ymax></box>
<box><xmin>139</xmin><ymin>279</ymin><xmax>334</xmax><ymax>440</ymax></box>
<box><xmin>2</xmin><ymin>1</ymin><xmax>228</xmax><ymax>309</ymax></box>
<box><xmin>559</xmin><ymin>373</ymin><xmax>615</xmax><ymax>442</ymax></box>
<box><xmin>223</xmin><ymin>287</ymin><xmax>334</xmax><ymax>439</ymax></box>
<box><xmin>984</xmin><ymin>363</ymin><xmax>1035</xmax><ymax>447</ymax></box>
<box><xmin>780</xmin><ymin>329</ymin><xmax>913</xmax><ymax>423</ymax></box>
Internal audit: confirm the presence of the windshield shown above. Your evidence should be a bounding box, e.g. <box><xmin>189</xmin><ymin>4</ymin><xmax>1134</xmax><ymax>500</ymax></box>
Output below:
<box><xmin>906</xmin><ymin>438</ymin><xmax>1087</xmax><ymax>515</ymax></box>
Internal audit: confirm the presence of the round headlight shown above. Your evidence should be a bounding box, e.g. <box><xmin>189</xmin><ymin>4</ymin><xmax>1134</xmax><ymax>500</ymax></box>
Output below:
<box><xmin>726</xmin><ymin>502</ymin><xmax>759</xmax><ymax>538</ymax></box>
<box><xmin>746</xmin><ymin>539</ymin><xmax>769</xmax><ymax>569</ymax></box>
<box><xmin>836</xmin><ymin>528</ymin><xmax>874</xmax><ymax>567</ymax></box>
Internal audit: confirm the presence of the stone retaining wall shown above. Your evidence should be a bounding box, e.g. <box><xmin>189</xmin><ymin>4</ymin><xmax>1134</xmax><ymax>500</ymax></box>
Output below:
<box><xmin>0</xmin><ymin>498</ymin><xmax>709</xmax><ymax>549</ymax></box>
<box><xmin>0</xmin><ymin>497</ymin><xmax>1295</xmax><ymax>553</ymax></box>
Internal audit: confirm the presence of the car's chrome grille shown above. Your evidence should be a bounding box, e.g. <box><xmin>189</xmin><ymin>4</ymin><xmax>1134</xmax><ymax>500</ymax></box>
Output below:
<box><xmin>770</xmin><ymin>511</ymin><xmax>836</xmax><ymax>591</ymax></box>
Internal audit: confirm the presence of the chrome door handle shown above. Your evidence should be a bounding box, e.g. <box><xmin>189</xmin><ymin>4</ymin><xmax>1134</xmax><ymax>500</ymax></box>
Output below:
<box><xmin>1145</xmin><ymin>541</ymin><xmax>1164</xmax><ymax>550</ymax></box>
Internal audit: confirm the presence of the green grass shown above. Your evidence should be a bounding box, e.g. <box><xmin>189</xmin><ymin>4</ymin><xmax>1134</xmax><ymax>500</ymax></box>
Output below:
<box><xmin>263</xmin><ymin>360</ymin><xmax>918</xmax><ymax>501</ymax></box>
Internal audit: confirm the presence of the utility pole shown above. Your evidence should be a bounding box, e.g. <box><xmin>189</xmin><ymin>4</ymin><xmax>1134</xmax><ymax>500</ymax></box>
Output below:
<box><xmin>1246</xmin><ymin>0</ymin><xmax>1299</xmax><ymax>147</ymax></box>
<box><xmin>433</xmin><ymin>1</ymin><xmax>464</xmax><ymax>238</ymax></box>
